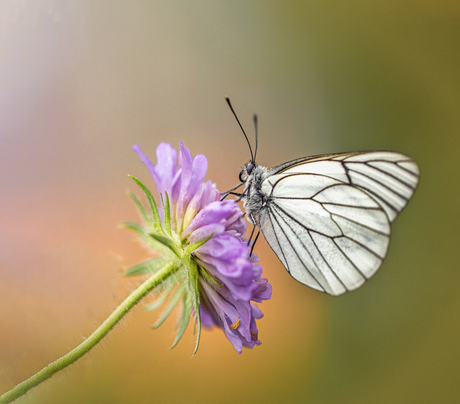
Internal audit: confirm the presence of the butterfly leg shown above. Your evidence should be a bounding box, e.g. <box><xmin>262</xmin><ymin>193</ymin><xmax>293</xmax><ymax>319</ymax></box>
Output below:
<box><xmin>250</xmin><ymin>230</ymin><xmax>260</xmax><ymax>257</ymax></box>
<box><xmin>220</xmin><ymin>182</ymin><xmax>244</xmax><ymax>201</ymax></box>
<box><xmin>247</xmin><ymin>222</ymin><xmax>256</xmax><ymax>246</ymax></box>
<box><xmin>247</xmin><ymin>213</ymin><xmax>261</xmax><ymax>257</ymax></box>
<box><xmin>221</xmin><ymin>192</ymin><xmax>245</xmax><ymax>201</ymax></box>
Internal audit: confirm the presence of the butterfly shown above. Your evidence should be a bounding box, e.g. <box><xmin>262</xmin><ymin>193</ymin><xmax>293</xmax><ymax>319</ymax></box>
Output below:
<box><xmin>224</xmin><ymin>98</ymin><xmax>420</xmax><ymax>296</ymax></box>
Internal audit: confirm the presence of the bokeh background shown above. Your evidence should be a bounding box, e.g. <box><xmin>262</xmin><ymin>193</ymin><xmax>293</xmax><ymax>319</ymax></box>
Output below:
<box><xmin>1</xmin><ymin>1</ymin><xmax>459</xmax><ymax>403</ymax></box>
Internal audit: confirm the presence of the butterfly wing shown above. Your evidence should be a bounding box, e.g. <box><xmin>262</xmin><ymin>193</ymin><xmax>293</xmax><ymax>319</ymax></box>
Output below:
<box><xmin>256</xmin><ymin>151</ymin><xmax>419</xmax><ymax>295</ymax></box>
<box><xmin>267</xmin><ymin>150</ymin><xmax>420</xmax><ymax>222</ymax></box>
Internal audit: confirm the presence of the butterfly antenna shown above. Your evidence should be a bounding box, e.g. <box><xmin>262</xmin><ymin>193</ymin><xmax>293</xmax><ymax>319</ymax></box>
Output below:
<box><xmin>225</xmin><ymin>97</ymin><xmax>254</xmax><ymax>162</ymax></box>
<box><xmin>253</xmin><ymin>113</ymin><xmax>259</xmax><ymax>162</ymax></box>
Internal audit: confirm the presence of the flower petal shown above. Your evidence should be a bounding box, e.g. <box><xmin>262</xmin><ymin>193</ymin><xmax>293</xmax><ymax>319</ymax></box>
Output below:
<box><xmin>188</xmin><ymin>223</ymin><xmax>226</xmax><ymax>244</ymax></box>
<box><xmin>132</xmin><ymin>143</ymin><xmax>161</xmax><ymax>188</ymax></box>
<box><xmin>175</xmin><ymin>143</ymin><xmax>208</xmax><ymax>232</ymax></box>
<box><xmin>184</xmin><ymin>200</ymin><xmax>236</xmax><ymax>237</ymax></box>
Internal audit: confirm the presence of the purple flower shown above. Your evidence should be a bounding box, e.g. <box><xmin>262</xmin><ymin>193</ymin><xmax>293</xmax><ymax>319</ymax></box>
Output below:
<box><xmin>131</xmin><ymin>142</ymin><xmax>272</xmax><ymax>353</ymax></box>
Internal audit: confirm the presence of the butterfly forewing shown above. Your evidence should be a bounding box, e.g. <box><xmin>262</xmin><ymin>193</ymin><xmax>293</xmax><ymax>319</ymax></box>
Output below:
<box><xmin>255</xmin><ymin>150</ymin><xmax>419</xmax><ymax>296</ymax></box>
<box><xmin>270</xmin><ymin>150</ymin><xmax>419</xmax><ymax>222</ymax></box>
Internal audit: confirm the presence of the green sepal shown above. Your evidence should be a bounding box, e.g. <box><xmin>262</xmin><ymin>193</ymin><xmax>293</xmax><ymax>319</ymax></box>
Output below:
<box><xmin>184</xmin><ymin>260</ymin><xmax>201</xmax><ymax>355</ymax></box>
<box><xmin>145</xmin><ymin>282</ymin><xmax>175</xmax><ymax>311</ymax></box>
<box><xmin>170</xmin><ymin>292</ymin><xmax>192</xmax><ymax>349</ymax></box>
<box><xmin>149</xmin><ymin>233</ymin><xmax>181</xmax><ymax>257</ymax></box>
<box><xmin>145</xmin><ymin>268</ymin><xmax>182</xmax><ymax>311</ymax></box>
<box><xmin>198</xmin><ymin>265</ymin><xmax>222</xmax><ymax>288</ymax></box>
<box><xmin>122</xmin><ymin>257</ymin><xmax>173</xmax><ymax>277</ymax></box>
<box><xmin>152</xmin><ymin>283</ymin><xmax>185</xmax><ymax>329</ymax></box>
<box><xmin>120</xmin><ymin>222</ymin><xmax>172</xmax><ymax>255</ymax></box>
<box><xmin>193</xmin><ymin>314</ymin><xmax>201</xmax><ymax>356</ymax></box>
<box><xmin>162</xmin><ymin>192</ymin><xmax>172</xmax><ymax>236</ymax></box>
<box><xmin>127</xmin><ymin>191</ymin><xmax>154</xmax><ymax>231</ymax></box>
<box><xmin>184</xmin><ymin>234</ymin><xmax>213</xmax><ymax>256</ymax></box>
<box><xmin>119</xmin><ymin>221</ymin><xmax>144</xmax><ymax>234</ymax></box>
<box><xmin>128</xmin><ymin>175</ymin><xmax>164</xmax><ymax>235</ymax></box>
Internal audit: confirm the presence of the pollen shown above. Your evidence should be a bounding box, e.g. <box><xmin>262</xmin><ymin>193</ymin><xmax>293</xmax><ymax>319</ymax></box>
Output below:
<box><xmin>229</xmin><ymin>318</ymin><xmax>240</xmax><ymax>330</ymax></box>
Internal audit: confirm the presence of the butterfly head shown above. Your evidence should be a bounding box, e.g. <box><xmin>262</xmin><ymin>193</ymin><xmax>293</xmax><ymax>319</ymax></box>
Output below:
<box><xmin>239</xmin><ymin>161</ymin><xmax>256</xmax><ymax>183</ymax></box>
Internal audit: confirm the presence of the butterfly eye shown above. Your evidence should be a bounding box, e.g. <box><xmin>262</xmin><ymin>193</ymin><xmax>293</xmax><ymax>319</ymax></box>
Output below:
<box><xmin>246</xmin><ymin>162</ymin><xmax>255</xmax><ymax>175</ymax></box>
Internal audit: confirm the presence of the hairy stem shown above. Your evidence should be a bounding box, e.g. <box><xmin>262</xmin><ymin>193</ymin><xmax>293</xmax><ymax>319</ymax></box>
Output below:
<box><xmin>0</xmin><ymin>261</ymin><xmax>178</xmax><ymax>404</ymax></box>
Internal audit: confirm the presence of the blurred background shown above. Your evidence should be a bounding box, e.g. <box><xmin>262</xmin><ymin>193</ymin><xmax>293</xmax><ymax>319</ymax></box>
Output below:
<box><xmin>0</xmin><ymin>1</ymin><xmax>459</xmax><ymax>403</ymax></box>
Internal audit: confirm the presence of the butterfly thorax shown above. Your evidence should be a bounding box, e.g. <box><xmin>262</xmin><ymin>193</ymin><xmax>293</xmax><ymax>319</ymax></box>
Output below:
<box><xmin>241</xmin><ymin>162</ymin><xmax>269</xmax><ymax>224</ymax></box>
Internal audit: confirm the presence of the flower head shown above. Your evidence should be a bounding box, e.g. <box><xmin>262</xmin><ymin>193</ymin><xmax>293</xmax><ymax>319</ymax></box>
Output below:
<box><xmin>126</xmin><ymin>142</ymin><xmax>272</xmax><ymax>353</ymax></box>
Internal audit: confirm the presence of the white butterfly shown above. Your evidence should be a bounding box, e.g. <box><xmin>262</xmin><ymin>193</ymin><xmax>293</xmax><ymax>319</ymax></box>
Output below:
<box><xmin>225</xmin><ymin>99</ymin><xmax>420</xmax><ymax>296</ymax></box>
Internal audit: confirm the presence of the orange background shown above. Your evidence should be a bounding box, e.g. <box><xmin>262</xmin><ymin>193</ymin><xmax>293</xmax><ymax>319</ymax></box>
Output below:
<box><xmin>1</xmin><ymin>1</ymin><xmax>459</xmax><ymax>403</ymax></box>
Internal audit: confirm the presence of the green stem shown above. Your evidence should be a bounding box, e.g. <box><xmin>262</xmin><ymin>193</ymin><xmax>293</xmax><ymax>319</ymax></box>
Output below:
<box><xmin>0</xmin><ymin>261</ymin><xmax>178</xmax><ymax>404</ymax></box>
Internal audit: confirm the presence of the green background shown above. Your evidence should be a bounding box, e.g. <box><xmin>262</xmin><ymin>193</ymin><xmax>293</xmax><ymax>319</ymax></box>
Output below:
<box><xmin>1</xmin><ymin>1</ymin><xmax>458</xmax><ymax>403</ymax></box>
